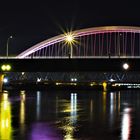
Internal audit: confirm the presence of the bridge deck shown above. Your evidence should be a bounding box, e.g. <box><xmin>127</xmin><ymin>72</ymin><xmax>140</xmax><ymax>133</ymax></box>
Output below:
<box><xmin>1</xmin><ymin>56</ymin><xmax>140</xmax><ymax>59</ymax></box>
<box><xmin>0</xmin><ymin>58</ymin><xmax>139</xmax><ymax>72</ymax></box>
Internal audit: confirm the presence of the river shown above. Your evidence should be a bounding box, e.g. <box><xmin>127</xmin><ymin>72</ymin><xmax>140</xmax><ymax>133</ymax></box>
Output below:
<box><xmin>0</xmin><ymin>89</ymin><xmax>140</xmax><ymax>140</ymax></box>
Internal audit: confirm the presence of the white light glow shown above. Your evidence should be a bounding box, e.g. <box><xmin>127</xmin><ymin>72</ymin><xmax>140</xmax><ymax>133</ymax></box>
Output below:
<box><xmin>109</xmin><ymin>78</ymin><xmax>115</xmax><ymax>82</ymax></box>
<box><xmin>21</xmin><ymin>72</ymin><xmax>25</xmax><ymax>75</ymax></box>
<box><xmin>71</xmin><ymin>78</ymin><xmax>77</xmax><ymax>82</ymax></box>
<box><xmin>123</xmin><ymin>63</ymin><xmax>129</xmax><ymax>70</ymax></box>
<box><xmin>3</xmin><ymin>78</ymin><xmax>8</xmax><ymax>83</ymax></box>
<box><xmin>121</xmin><ymin>107</ymin><xmax>131</xmax><ymax>140</ymax></box>
<box><xmin>37</xmin><ymin>78</ymin><xmax>41</xmax><ymax>82</ymax></box>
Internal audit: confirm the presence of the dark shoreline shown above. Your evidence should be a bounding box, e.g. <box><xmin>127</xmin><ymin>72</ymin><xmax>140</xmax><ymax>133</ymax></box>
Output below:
<box><xmin>3</xmin><ymin>81</ymin><xmax>140</xmax><ymax>91</ymax></box>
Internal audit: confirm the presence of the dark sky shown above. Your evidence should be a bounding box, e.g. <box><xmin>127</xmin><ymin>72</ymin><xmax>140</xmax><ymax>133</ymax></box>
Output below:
<box><xmin>0</xmin><ymin>0</ymin><xmax>140</xmax><ymax>56</ymax></box>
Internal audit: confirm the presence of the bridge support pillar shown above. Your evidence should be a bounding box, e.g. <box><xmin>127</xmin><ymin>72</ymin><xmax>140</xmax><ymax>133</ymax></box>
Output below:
<box><xmin>0</xmin><ymin>74</ymin><xmax>4</xmax><ymax>92</ymax></box>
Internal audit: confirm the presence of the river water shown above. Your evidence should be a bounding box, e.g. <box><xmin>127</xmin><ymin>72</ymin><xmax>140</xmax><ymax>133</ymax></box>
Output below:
<box><xmin>0</xmin><ymin>89</ymin><xmax>140</xmax><ymax>140</ymax></box>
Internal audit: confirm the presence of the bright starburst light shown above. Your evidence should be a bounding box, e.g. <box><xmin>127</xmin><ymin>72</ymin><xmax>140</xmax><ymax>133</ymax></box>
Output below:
<box><xmin>65</xmin><ymin>32</ymin><xmax>75</xmax><ymax>45</ymax></box>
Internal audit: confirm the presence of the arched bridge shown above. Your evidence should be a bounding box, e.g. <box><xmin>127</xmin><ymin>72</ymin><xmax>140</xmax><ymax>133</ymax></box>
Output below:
<box><xmin>17</xmin><ymin>26</ymin><xmax>140</xmax><ymax>58</ymax></box>
<box><xmin>1</xmin><ymin>26</ymin><xmax>140</xmax><ymax>72</ymax></box>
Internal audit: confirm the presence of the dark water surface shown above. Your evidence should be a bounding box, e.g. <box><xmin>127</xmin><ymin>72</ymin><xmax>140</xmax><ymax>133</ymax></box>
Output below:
<box><xmin>0</xmin><ymin>90</ymin><xmax>140</xmax><ymax>140</ymax></box>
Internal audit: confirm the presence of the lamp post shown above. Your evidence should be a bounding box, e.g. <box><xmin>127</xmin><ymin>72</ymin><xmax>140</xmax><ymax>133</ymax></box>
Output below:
<box><xmin>69</xmin><ymin>43</ymin><xmax>73</xmax><ymax>58</ymax></box>
<box><xmin>6</xmin><ymin>36</ymin><xmax>13</xmax><ymax>58</ymax></box>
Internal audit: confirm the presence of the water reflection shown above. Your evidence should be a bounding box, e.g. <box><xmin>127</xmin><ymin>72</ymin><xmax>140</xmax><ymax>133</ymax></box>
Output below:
<box><xmin>59</xmin><ymin>93</ymin><xmax>78</xmax><ymax>140</ymax></box>
<box><xmin>102</xmin><ymin>91</ymin><xmax>107</xmax><ymax>114</ymax></box>
<box><xmin>70</xmin><ymin>93</ymin><xmax>77</xmax><ymax>124</ymax></box>
<box><xmin>118</xmin><ymin>91</ymin><xmax>120</xmax><ymax>113</ymax></box>
<box><xmin>90</xmin><ymin>99</ymin><xmax>93</xmax><ymax>121</ymax></box>
<box><xmin>36</xmin><ymin>91</ymin><xmax>41</xmax><ymax>120</ymax></box>
<box><xmin>20</xmin><ymin>90</ymin><xmax>26</xmax><ymax>135</ymax></box>
<box><xmin>110</xmin><ymin>92</ymin><xmax>117</xmax><ymax>126</ymax></box>
<box><xmin>30</xmin><ymin>123</ymin><xmax>62</xmax><ymax>140</ymax></box>
<box><xmin>121</xmin><ymin>107</ymin><xmax>132</xmax><ymax>140</ymax></box>
<box><xmin>56</xmin><ymin>96</ymin><xmax>58</xmax><ymax>115</ymax></box>
<box><xmin>0</xmin><ymin>92</ymin><xmax>12</xmax><ymax>140</ymax></box>
<box><xmin>1</xmin><ymin>89</ymin><xmax>139</xmax><ymax>139</ymax></box>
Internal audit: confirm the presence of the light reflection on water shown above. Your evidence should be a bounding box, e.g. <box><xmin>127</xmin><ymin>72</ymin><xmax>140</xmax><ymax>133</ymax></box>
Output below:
<box><xmin>70</xmin><ymin>93</ymin><xmax>77</xmax><ymax>125</ymax></box>
<box><xmin>121</xmin><ymin>107</ymin><xmax>132</xmax><ymax>140</ymax></box>
<box><xmin>20</xmin><ymin>91</ymin><xmax>26</xmax><ymax>135</ymax></box>
<box><xmin>0</xmin><ymin>90</ymin><xmax>139</xmax><ymax>139</ymax></box>
<box><xmin>36</xmin><ymin>91</ymin><xmax>41</xmax><ymax>120</ymax></box>
<box><xmin>0</xmin><ymin>92</ymin><xmax>12</xmax><ymax>140</ymax></box>
<box><xmin>110</xmin><ymin>92</ymin><xmax>116</xmax><ymax>126</ymax></box>
<box><xmin>58</xmin><ymin>93</ymin><xmax>78</xmax><ymax>140</ymax></box>
<box><xmin>102</xmin><ymin>91</ymin><xmax>106</xmax><ymax>113</ymax></box>
<box><xmin>30</xmin><ymin>122</ymin><xmax>62</xmax><ymax>140</ymax></box>
<box><xmin>90</xmin><ymin>99</ymin><xmax>93</xmax><ymax>122</ymax></box>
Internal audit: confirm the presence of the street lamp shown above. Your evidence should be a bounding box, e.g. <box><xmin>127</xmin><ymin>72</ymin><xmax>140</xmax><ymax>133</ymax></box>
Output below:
<box><xmin>6</xmin><ymin>36</ymin><xmax>13</xmax><ymax>58</ymax></box>
<box><xmin>65</xmin><ymin>33</ymin><xmax>75</xmax><ymax>58</ymax></box>
<box><xmin>1</xmin><ymin>64</ymin><xmax>12</xmax><ymax>71</ymax></box>
<box><xmin>123</xmin><ymin>63</ymin><xmax>129</xmax><ymax>70</ymax></box>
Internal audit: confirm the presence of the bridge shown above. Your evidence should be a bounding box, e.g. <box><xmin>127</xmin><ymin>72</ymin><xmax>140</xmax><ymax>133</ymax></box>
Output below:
<box><xmin>1</xmin><ymin>26</ymin><xmax>140</xmax><ymax>91</ymax></box>
<box><xmin>1</xmin><ymin>26</ymin><xmax>140</xmax><ymax>72</ymax></box>
<box><xmin>17</xmin><ymin>26</ymin><xmax>140</xmax><ymax>59</ymax></box>
<box><xmin>0</xmin><ymin>58</ymin><xmax>139</xmax><ymax>72</ymax></box>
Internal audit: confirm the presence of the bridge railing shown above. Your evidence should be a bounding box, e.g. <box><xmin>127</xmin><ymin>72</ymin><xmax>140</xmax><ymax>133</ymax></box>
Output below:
<box><xmin>1</xmin><ymin>56</ymin><xmax>140</xmax><ymax>59</ymax></box>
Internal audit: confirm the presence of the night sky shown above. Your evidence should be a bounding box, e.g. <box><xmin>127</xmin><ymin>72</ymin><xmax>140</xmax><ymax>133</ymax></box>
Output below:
<box><xmin>0</xmin><ymin>0</ymin><xmax>140</xmax><ymax>56</ymax></box>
